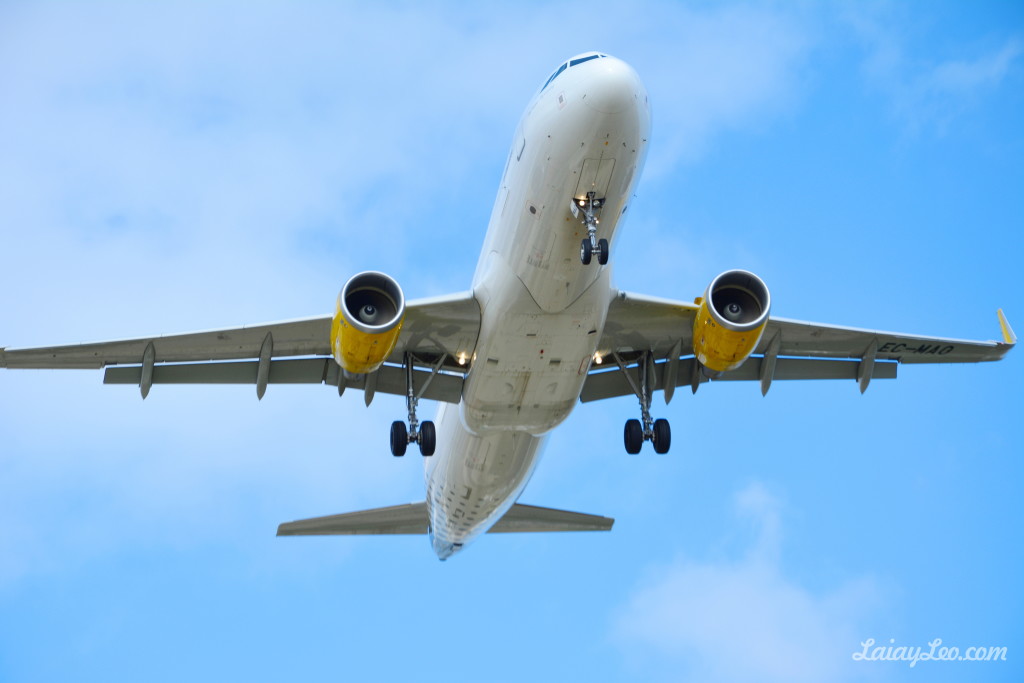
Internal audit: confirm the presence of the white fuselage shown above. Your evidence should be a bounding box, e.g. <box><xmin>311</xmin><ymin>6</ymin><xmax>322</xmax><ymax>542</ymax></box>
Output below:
<box><xmin>424</xmin><ymin>54</ymin><xmax>650</xmax><ymax>559</ymax></box>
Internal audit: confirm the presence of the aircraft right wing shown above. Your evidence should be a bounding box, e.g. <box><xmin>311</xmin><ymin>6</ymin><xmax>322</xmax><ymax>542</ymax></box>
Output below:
<box><xmin>584</xmin><ymin>290</ymin><xmax>1015</xmax><ymax>402</ymax></box>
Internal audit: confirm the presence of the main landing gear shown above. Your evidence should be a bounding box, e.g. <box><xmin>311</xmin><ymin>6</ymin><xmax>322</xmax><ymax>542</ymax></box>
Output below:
<box><xmin>613</xmin><ymin>351</ymin><xmax>671</xmax><ymax>454</ymax></box>
<box><xmin>573</xmin><ymin>192</ymin><xmax>609</xmax><ymax>266</ymax></box>
<box><xmin>390</xmin><ymin>353</ymin><xmax>439</xmax><ymax>457</ymax></box>
<box><xmin>390</xmin><ymin>420</ymin><xmax>434</xmax><ymax>457</ymax></box>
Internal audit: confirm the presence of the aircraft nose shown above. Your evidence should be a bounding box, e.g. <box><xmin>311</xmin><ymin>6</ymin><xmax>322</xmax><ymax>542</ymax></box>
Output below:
<box><xmin>581</xmin><ymin>58</ymin><xmax>643</xmax><ymax>114</ymax></box>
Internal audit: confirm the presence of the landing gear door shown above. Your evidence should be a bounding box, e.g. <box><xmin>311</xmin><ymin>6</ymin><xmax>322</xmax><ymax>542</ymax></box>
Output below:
<box><xmin>574</xmin><ymin>158</ymin><xmax>616</xmax><ymax>201</ymax></box>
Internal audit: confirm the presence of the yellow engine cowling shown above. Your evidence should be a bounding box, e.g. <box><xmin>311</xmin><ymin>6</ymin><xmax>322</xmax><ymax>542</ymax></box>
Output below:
<box><xmin>692</xmin><ymin>269</ymin><xmax>771</xmax><ymax>374</ymax></box>
<box><xmin>331</xmin><ymin>271</ymin><xmax>405</xmax><ymax>374</ymax></box>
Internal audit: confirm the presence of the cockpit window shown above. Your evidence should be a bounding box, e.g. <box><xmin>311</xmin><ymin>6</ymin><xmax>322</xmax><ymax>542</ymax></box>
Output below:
<box><xmin>542</xmin><ymin>62</ymin><xmax>567</xmax><ymax>91</ymax></box>
<box><xmin>569</xmin><ymin>54</ymin><xmax>600</xmax><ymax>67</ymax></box>
<box><xmin>541</xmin><ymin>54</ymin><xmax>608</xmax><ymax>92</ymax></box>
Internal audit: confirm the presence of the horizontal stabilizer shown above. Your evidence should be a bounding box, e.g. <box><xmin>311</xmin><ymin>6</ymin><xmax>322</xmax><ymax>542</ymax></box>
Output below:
<box><xmin>278</xmin><ymin>502</ymin><xmax>429</xmax><ymax>535</ymax></box>
<box><xmin>276</xmin><ymin>502</ymin><xmax>613</xmax><ymax>536</ymax></box>
<box><xmin>488</xmin><ymin>503</ymin><xmax>613</xmax><ymax>532</ymax></box>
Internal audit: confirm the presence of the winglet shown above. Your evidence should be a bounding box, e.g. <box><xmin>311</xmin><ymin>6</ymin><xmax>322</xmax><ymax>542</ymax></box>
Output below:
<box><xmin>997</xmin><ymin>309</ymin><xmax>1016</xmax><ymax>345</ymax></box>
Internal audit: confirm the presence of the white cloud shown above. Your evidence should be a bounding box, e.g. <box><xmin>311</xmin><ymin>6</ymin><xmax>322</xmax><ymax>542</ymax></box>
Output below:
<box><xmin>625</xmin><ymin>5</ymin><xmax>814</xmax><ymax>176</ymax></box>
<box><xmin>925</xmin><ymin>39</ymin><xmax>1022</xmax><ymax>94</ymax></box>
<box><xmin>844</xmin><ymin>6</ymin><xmax>1022</xmax><ymax>134</ymax></box>
<box><xmin>613</xmin><ymin>483</ymin><xmax>881</xmax><ymax>683</ymax></box>
<box><xmin>0</xmin><ymin>0</ymin><xmax>850</xmax><ymax>586</ymax></box>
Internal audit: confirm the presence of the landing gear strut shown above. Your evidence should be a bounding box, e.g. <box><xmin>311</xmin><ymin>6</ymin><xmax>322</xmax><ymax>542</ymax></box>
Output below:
<box><xmin>573</xmin><ymin>192</ymin><xmax>609</xmax><ymax>266</ymax></box>
<box><xmin>613</xmin><ymin>351</ymin><xmax>671</xmax><ymax>454</ymax></box>
<box><xmin>390</xmin><ymin>353</ymin><xmax>442</xmax><ymax>457</ymax></box>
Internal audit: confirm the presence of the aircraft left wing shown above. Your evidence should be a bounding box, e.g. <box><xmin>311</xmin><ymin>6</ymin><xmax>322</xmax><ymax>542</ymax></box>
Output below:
<box><xmin>586</xmin><ymin>290</ymin><xmax>1015</xmax><ymax>401</ymax></box>
<box><xmin>0</xmin><ymin>317</ymin><xmax>334</xmax><ymax>369</ymax></box>
<box><xmin>0</xmin><ymin>292</ymin><xmax>481</xmax><ymax>402</ymax></box>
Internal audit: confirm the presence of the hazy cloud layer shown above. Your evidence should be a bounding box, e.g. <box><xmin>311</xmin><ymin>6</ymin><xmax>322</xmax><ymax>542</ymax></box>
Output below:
<box><xmin>843</xmin><ymin>5</ymin><xmax>1023</xmax><ymax>134</ymax></box>
<box><xmin>630</xmin><ymin>5</ymin><xmax>814</xmax><ymax>176</ymax></box>
<box><xmin>614</xmin><ymin>483</ymin><xmax>881</xmax><ymax>682</ymax></box>
<box><xmin>0</xmin><ymin>5</ymin><xmax>1020</xmax><ymax>681</ymax></box>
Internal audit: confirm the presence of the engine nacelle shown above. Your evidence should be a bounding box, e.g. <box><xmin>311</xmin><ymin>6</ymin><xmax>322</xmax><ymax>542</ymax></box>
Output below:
<box><xmin>692</xmin><ymin>269</ymin><xmax>771</xmax><ymax>373</ymax></box>
<box><xmin>331</xmin><ymin>271</ymin><xmax>406</xmax><ymax>374</ymax></box>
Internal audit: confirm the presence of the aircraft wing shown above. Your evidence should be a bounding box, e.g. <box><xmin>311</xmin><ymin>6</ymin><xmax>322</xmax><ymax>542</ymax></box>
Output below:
<box><xmin>585</xmin><ymin>290</ymin><xmax>1015</xmax><ymax>401</ymax></box>
<box><xmin>0</xmin><ymin>317</ymin><xmax>334</xmax><ymax>369</ymax></box>
<box><xmin>0</xmin><ymin>292</ymin><xmax>480</xmax><ymax>402</ymax></box>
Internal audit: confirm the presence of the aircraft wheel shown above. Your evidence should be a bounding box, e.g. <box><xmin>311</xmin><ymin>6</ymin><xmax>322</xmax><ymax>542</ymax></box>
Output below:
<box><xmin>580</xmin><ymin>239</ymin><xmax>593</xmax><ymax>265</ymax></box>
<box><xmin>624</xmin><ymin>419</ymin><xmax>643</xmax><ymax>454</ymax></box>
<box><xmin>597</xmin><ymin>239</ymin><xmax>609</xmax><ymax>265</ymax></box>
<box><xmin>390</xmin><ymin>421</ymin><xmax>408</xmax><ymax>457</ymax></box>
<box><xmin>653</xmin><ymin>418</ymin><xmax>671</xmax><ymax>454</ymax></box>
<box><xmin>419</xmin><ymin>421</ymin><xmax>436</xmax><ymax>457</ymax></box>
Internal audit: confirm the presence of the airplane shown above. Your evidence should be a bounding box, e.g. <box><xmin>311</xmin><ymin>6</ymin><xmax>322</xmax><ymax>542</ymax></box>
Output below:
<box><xmin>0</xmin><ymin>52</ymin><xmax>1016</xmax><ymax>560</ymax></box>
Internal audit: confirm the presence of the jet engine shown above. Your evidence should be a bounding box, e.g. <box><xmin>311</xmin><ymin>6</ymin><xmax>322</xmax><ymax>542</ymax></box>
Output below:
<box><xmin>331</xmin><ymin>271</ymin><xmax>406</xmax><ymax>374</ymax></box>
<box><xmin>692</xmin><ymin>269</ymin><xmax>771</xmax><ymax>373</ymax></box>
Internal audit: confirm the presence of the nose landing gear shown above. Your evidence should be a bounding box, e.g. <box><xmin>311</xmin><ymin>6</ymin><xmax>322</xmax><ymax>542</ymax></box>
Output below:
<box><xmin>573</xmin><ymin>192</ymin><xmax>609</xmax><ymax>266</ymax></box>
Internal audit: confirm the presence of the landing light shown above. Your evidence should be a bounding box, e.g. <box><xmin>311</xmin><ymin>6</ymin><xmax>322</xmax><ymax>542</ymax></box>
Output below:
<box><xmin>457</xmin><ymin>354</ymin><xmax>467</xmax><ymax>366</ymax></box>
<box><xmin>593</xmin><ymin>352</ymin><xmax>603</xmax><ymax>365</ymax></box>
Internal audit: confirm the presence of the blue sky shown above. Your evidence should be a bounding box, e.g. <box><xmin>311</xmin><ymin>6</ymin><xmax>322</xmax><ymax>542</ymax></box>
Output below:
<box><xmin>1</xmin><ymin>2</ymin><xmax>1021</xmax><ymax>681</ymax></box>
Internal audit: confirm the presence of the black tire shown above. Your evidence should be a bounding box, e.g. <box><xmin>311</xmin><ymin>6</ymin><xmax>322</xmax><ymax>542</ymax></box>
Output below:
<box><xmin>419</xmin><ymin>421</ymin><xmax>436</xmax><ymax>457</ymax></box>
<box><xmin>597</xmin><ymin>238</ymin><xmax>609</xmax><ymax>265</ymax></box>
<box><xmin>624</xmin><ymin>419</ymin><xmax>643</xmax><ymax>454</ymax></box>
<box><xmin>390</xmin><ymin>421</ymin><xmax>407</xmax><ymax>457</ymax></box>
<box><xmin>653</xmin><ymin>418</ymin><xmax>671</xmax><ymax>454</ymax></box>
<box><xmin>580</xmin><ymin>239</ymin><xmax>592</xmax><ymax>265</ymax></box>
